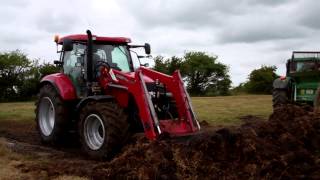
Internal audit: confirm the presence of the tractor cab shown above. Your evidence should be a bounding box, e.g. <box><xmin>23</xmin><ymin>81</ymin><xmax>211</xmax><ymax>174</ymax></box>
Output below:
<box><xmin>53</xmin><ymin>34</ymin><xmax>148</xmax><ymax>98</ymax></box>
<box><xmin>286</xmin><ymin>51</ymin><xmax>320</xmax><ymax>103</ymax></box>
<box><xmin>273</xmin><ymin>51</ymin><xmax>320</xmax><ymax>107</ymax></box>
<box><xmin>287</xmin><ymin>51</ymin><xmax>320</xmax><ymax>74</ymax></box>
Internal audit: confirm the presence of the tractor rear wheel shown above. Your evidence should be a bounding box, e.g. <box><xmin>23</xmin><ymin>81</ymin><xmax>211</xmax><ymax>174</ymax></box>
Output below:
<box><xmin>79</xmin><ymin>101</ymin><xmax>129</xmax><ymax>159</ymax></box>
<box><xmin>314</xmin><ymin>87</ymin><xmax>320</xmax><ymax>113</ymax></box>
<box><xmin>272</xmin><ymin>89</ymin><xmax>288</xmax><ymax>108</ymax></box>
<box><xmin>35</xmin><ymin>84</ymin><xmax>70</xmax><ymax>144</ymax></box>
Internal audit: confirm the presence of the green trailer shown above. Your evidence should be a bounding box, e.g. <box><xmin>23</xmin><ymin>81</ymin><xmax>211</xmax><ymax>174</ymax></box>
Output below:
<box><xmin>272</xmin><ymin>51</ymin><xmax>320</xmax><ymax>109</ymax></box>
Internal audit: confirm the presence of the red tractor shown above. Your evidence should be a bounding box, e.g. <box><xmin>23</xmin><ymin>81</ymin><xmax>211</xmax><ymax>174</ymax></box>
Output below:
<box><xmin>36</xmin><ymin>30</ymin><xmax>200</xmax><ymax>159</ymax></box>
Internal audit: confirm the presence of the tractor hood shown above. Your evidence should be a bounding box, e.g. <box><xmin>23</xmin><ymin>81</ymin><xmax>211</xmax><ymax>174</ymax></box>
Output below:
<box><xmin>126</xmin><ymin>72</ymin><xmax>154</xmax><ymax>83</ymax></box>
<box><xmin>112</xmin><ymin>70</ymin><xmax>155</xmax><ymax>84</ymax></box>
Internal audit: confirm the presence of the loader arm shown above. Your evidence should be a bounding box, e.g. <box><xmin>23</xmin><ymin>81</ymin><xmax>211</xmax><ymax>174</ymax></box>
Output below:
<box><xmin>111</xmin><ymin>67</ymin><xmax>201</xmax><ymax>140</ymax></box>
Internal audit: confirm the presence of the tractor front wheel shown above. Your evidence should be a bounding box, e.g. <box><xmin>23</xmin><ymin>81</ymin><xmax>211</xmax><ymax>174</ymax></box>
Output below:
<box><xmin>35</xmin><ymin>84</ymin><xmax>70</xmax><ymax>144</ymax></box>
<box><xmin>272</xmin><ymin>89</ymin><xmax>288</xmax><ymax>108</ymax></box>
<box><xmin>79</xmin><ymin>101</ymin><xmax>129</xmax><ymax>159</ymax></box>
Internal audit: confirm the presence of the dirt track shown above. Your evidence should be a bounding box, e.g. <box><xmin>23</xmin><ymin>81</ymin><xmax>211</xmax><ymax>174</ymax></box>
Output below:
<box><xmin>0</xmin><ymin>104</ymin><xmax>320</xmax><ymax>179</ymax></box>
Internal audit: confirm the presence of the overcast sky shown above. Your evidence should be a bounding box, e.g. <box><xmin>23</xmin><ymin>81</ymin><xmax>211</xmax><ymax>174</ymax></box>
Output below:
<box><xmin>0</xmin><ymin>0</ymin><xmax>319</xmax><ymax>85</ymax></box>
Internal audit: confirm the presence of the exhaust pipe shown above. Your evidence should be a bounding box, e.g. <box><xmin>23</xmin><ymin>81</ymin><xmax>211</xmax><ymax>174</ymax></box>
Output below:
<box><xmin>86</xmin><ymin>30</ymin><xmax>93</xmax><ymax>83</ymax></box>
<box><xmin>85</xmin><ymin>30</ymin><xmax>95</xmax><ymax>96</ymax></box>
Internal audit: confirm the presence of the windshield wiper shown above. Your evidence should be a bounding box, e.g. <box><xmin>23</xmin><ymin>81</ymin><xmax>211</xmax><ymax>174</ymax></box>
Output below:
<box><xmin>114</xmin><ymin>45</ymin><xmax>129</xmax><ymax>59</ymax></box>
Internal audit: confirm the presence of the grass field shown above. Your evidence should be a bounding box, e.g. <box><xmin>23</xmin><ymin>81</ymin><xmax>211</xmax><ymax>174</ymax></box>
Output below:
<box><xmin>0</xmin><ymin>95</ymin><xmax>272</xmax><ymax>179</ymax></box>
<box><xmin>0</xmin><ymin>95</ymin><xmax>272</xmax><ymax>125</ymax></box>
<box><xmin>0</xmin><ymin>102</ymin><xmax>34</xmax><ymax>122</ymax></box>
<box><xmin>193</xmin><ymin>95</ymin><xmax>272</xmax><ymax>125</ymax></box>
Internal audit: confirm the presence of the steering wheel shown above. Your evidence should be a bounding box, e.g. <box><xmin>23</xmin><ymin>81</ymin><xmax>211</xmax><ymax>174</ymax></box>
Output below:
<box><xmin>95</xmin><ymin>60</ymin><xmax>111</xmax><ymax>79</ymax></box>
<box><xmin>95</xmin><ymin>60</ymin><xmax>110</xmax><ymax>69</ymax></box>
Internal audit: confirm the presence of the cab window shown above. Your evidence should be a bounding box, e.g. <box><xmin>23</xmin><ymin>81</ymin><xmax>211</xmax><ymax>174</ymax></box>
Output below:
<box><xmin>63</xmin><ymin>43</ymin><xmax>85</xmax><ymax>74</ymax></box>
<box><xmin>92</xmin><ymin>45</ymin><xmax>131</xmax><ymax>72</ymax></box>
<box><xmin>296</xmin><ymin>61</ymin><xmax>316</xmax><ymax>72</ymax></box>
<box><xmin>63</xmin><ymin>43</ymin><xmax>86</xmax><ymax>97</ymax></box>
<box><xmin>111</xmin><ymin>46</ymin><xmax>130</xmax><ymax>72</ymax></box>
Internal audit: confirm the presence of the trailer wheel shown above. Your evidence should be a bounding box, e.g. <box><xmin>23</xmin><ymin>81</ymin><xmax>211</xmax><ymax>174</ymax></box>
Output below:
<box><xmin>272</xmin><ymin>89</ymin><xmax>288</xmax><ymax>108</ymax></box>
<box><xmin>35</xmin><ymin>84</ymin><xmax>70</xmax><ymax>144</ymax></box>
<box><xmin>79</xmin><ymin>101</ymin><xmax>129</xmax><ymax>159</ymax></box>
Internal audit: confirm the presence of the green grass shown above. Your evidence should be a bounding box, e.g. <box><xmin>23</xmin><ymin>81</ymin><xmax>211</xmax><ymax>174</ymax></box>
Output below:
<box><xmin>0</xmin><ymin>102</ymin><xmax>34</xmax><ymax>122</ymax></box>
<box><xmin>192</xmin><ymin>95</ymin><xmax>272</xmax><ymax>125</ymax></box>
<box><xmin>0</xmin><ymin>95</ymin><xmax>272</xmax><ymax>125</ymax></box>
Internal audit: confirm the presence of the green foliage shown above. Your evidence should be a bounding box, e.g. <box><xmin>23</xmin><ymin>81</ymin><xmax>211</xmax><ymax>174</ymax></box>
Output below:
<box><xmin>153</xmin><ymin>56</ymin><xmax>167</xmax><ymax>74</ymax></box>
<box><xmin>0</xmin><ymin>50</ymin><xmax>59</xmax><ymax>102</ymax></box>
<box><xmin>18</xmin><ymin>62</ymin><xmax>60</xmax><ymax>99</ymax></box>
<box><xmin>230</xmin><ymin>83</ymin><xmax>248</xmax><ymax>95</ymax></box>
<box><xmin>237</xmin><ymin>65</ymin><xmax>278</xmax><ymax>94</ymax></box>
<box><xmin>153</xmin><ymin>56</ymin><xmax>183</xmax><ymax>75</ymax></box>
<box><xmin>154</xmin><ymin>51</ymin><xmax>231</xmax><ymax>96</ymax></box>
<box><xmin>0</xmin><ymin>50</ymin><xmax>31</xmax><ymax>101</ymax></box>
<box><xmin>39</xmin><ymin>63</ymin><xmax>60</xmax><ymax>78</ymax></box>
<box><xmin>182</xmin><ymin>52</ymin><xmax>231</xmax><ymax>96</ymax></box>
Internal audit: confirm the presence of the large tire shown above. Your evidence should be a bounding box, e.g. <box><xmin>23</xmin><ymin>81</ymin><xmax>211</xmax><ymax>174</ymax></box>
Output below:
<box><xmin>35</xmin><ymin>84</ymin><xmax>70</xmax><ymax>144</ymax></box>
<box><xmin>272</xmin><ymin>89</ymin><xmax>288</xmax><ymax>108</ymax></box>
<box><xmin>79</xmin><ymin>101</ymin><xmax>129</xmax><ymax>159</ymax></box>
<box><xmin>314</xmin><ymin>88</ymin><xmax>320</xmax><ymax>113</ymax></box>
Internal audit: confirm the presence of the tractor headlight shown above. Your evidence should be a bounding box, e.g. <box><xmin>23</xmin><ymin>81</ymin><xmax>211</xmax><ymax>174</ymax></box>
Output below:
<box><xmin>299</xmin><ymin>89</ymin><xmax>315</xmax><ymax>95</ymax></box>
<box><xmin>305</xmin><ymin>89</ymin><xmax>314</xmax><ymax>95</ymax></box>
<box><xmin>54</xmin><ymin>35</ymin><xmax>59</xmax><ymax>43</ymax></box>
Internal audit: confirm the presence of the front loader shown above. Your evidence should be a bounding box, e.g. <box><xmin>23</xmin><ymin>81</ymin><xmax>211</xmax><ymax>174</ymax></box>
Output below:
<box><xmin>35</xmin><ymin>30</ymin><xmax>200</xmax><ymax>159</ymax></box>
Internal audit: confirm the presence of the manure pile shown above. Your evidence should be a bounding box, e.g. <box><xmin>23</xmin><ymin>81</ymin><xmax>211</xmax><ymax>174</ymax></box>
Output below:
<box><xmin>90</xmin><ymin>105</ymin><xmax>320</xmax><ymax>179</ymax></box>
<box><xmin>4</xmin><ymin>105</ymin><xmax>320</xmax><ymax>179</ymax></box>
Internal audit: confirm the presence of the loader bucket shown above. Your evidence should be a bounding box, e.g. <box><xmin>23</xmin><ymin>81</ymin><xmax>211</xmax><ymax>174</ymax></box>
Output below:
<box><xmin>134</xmin><ymin>67</ymin><xmax>201</xmax><ymax>140</ymax></box>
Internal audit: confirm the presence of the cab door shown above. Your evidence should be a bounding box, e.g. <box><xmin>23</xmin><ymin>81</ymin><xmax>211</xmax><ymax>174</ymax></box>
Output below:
<box><xmin>63</xmin><ymin>43</ymin><xmax>86</xmax><ymax>97</ymax></box>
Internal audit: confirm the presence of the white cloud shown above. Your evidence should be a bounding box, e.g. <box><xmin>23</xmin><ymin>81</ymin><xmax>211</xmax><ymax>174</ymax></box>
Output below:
<box><xmin>0</xmin><ymin>0</ymin><xmax>319</xmax><ymax>86</ymax></box>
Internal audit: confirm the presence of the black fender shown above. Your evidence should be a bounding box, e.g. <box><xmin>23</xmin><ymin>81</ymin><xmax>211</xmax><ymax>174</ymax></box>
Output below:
<box><xmin>273</xmin><ymin>78</ymin><xmax>289</xmax><ymax>90</ymax></box>
<box><xmin>76</xmin><ymin>95</ymin><xmax>114</xmax><ymax>112</ymax></box>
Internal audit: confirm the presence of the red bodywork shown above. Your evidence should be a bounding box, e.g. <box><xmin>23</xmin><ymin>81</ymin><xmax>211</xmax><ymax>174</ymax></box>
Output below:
<box><xmin>99</xmin><ymin>67</ymin><xmax>201</xmax><ymax>140</ymax></box>
<box><xmin>47</xmin><ymin>34</ymin><xmax>200</xmax><ymax>140</ymax></box>
<box><xmin>41</xmin><ymin>73</ymin><xmax>77</xmax><ymax>100</ymax></box>
<box><xmin>58</xmin><ymin>34</ymin><xmax>131</xmax><ymax>44</ymax></box>
<box><xmin>42</xmin><ymin>67</ymin><xmax>200</xmax><ymax>140</ymax></box>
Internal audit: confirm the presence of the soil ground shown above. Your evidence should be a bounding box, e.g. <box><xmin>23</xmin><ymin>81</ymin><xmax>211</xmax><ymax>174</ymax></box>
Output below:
<box><xmin>0</xmin><ymin>104</ymin><xmax>319</xmax><ymax>179</ymax></box>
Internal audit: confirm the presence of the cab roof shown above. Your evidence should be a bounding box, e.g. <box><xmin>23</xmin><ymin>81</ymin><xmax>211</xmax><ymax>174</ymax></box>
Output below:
<box><xmin>292</xmin><ymin>51</ymin><xmax>320</xmax><ymax>60</ymax></box>
<box><xmin>57</xmin><ymin>34</ymin><xmax>131</xmax><ymax>44</ymax></box>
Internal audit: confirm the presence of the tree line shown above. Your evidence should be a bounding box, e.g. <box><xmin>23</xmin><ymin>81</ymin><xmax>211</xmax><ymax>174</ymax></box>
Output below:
<box><xmin>0</xmin><ymin>50</ymin><xmax>278</xmax><ymax>102</ymax></box>
<box><xmin>154</xmin><ymin>52</ymin><xmax>231</xmax><ymax>96</ymax></box>
<box><xmin>0</xmin><ymin>50</ymin><xmax>59</xmax><ymax>102</ymax></box>
<box><xmin>231</xmin><ymin>66</ymin><xmax>278</xmax><ymax>95</ymax></box>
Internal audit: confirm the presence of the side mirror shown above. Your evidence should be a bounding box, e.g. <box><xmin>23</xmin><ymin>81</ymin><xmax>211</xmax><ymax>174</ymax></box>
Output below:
<box><xmin>54</xmin><ymin>60</ymin><xmax>63</xmax><ymax>66</ymax></box>
<box><xmin>141</xmin><ymin>63</ymin><xmax>149</xmax><ymax>67</ymax></box>
<box><xmin>62</xmin><ymin>39</ymin><xmax>73</xmax><ymax>51</ymax></box>
<box><xmin>75</xmin><ymin>62</ymin><xmax>82</xmax><ymax>67</ymax></box>
<box><xmin>144</xmin><ymin>43</ymin><xmax>151</xmax><ymax>54</ymax></box>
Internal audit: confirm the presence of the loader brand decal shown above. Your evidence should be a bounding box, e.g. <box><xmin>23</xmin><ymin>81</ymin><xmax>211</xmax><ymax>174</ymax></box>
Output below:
<box><xmin>115</xmin><ymin>74</ymin><xmax>135</xmax><ymax>84</ymax></box>
<box><xmin>115</xmin><ymin>74</ymin><xmax>128</xmax><ymax>81</ymax></box>
<box><xmin>109</xmin><ymin>69</ymin><xmax>118</xmax><ymax>82</ymax></box>
<box><xmin>298</xmin><ymin>89</ymin><xmax>315</xmax><ymax>95</ymax></box>
<box><xmin>306</xmin><ymin>89</ymin><xmax>314</xmax><ymax>95</ymax></box>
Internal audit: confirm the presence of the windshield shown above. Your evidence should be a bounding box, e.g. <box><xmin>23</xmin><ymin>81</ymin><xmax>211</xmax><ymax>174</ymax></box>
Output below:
<box><xmin>290</xmin><ymin>61</ymin><xmax>319</xmax><ymax>73</ymax></box>
<box><xmin>93</xmin><ymin>44</ymin><xmax>131</xmax><ymax>72</ymax></box>
<box><xmin>296</xmin><ymin>61</ymin><xmax>317</xmax><ymax>72</ymax></box>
